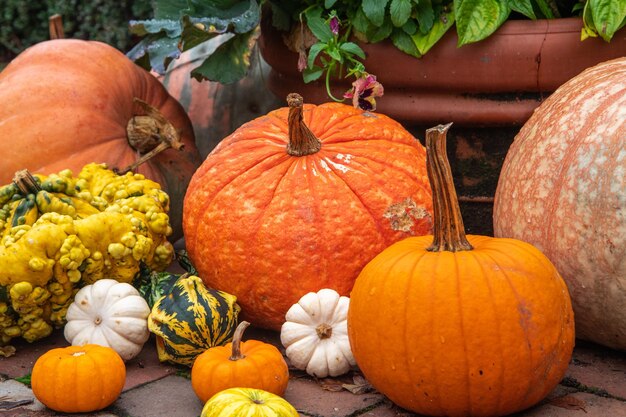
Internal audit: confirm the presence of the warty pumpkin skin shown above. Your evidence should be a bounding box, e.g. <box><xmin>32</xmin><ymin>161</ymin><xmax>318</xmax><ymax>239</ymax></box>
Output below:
<box><xmin>493</xmin><ymin>58</ymin><xmax>626</xmax><ymax>350</ymax></box>
<box><xmin>183</xmin><ymin>93</ymin><xmax>433</xmax><ymax>330</ymax></box>
<box><xmin>348</xmin><ymin>125</ymin><xmax>575</xmax><ymax>417</ymax></box>
<box><xmin>31</xmin><ymin>344</ymin><xmax>126</xmax><ymax>413</ymax></box>
<box><xmin>0</xmin><ymin>39</ymin><xmax>202</xmax><ymax>239</ymax></box>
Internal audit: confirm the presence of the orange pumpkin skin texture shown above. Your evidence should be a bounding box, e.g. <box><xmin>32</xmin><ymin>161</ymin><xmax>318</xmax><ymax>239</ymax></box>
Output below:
<box><xmin>31</xmin><ymin>344</ymin><xmax>126</xmax><ymax>413</ymax></box>
<box><xmin>191</xmin><ymin>321</ymin><xmax>289</xmax><ymax>403</ymax></box>
<box><xmin>0</xmin><ymin>39</ymin><xmax>202</xmax><ymax>238</ymax></box>
<box><xmin>183</xmin><ymin>94</ymin><xmax>433</xmax><ymax>330</ymax></box>
<box><xmin>493</xmin><ymin>58</ymin><xmax>625</xmax><ymax>350</ymax></box>
<box><xmin>348</xmin><ymin>125</ymin><xmax>575</xmax><ymax>417</ymax></box>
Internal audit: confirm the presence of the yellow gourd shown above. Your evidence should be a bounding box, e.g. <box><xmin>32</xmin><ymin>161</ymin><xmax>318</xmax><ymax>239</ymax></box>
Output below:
<box><xmin>0</xmin><ymin>163</ymin><xmax>174</xmax><ymax>346</ymax></box>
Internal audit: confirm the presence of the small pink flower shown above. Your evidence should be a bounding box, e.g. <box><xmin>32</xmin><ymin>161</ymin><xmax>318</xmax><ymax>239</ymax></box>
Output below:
<box><xmin>330</xmin><ymin>16</ymin><xmax>340</xmax><ymax>35</ymax></box>
<box><xmin>298</xmin><ymin>49</ymin><xmax>307</xmax><ymax>72</ymax></box>
<box><xmin>344</xmin><ymin>74</ymin><xmax>384</xmax><ymax>111</ymax></box>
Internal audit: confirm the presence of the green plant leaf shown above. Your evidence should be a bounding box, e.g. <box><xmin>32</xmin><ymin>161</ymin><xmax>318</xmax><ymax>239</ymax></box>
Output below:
<box><xmin>154</xmin><ymin>0</ymin><xmax>190</xmax><ymax>19</ymax></box>
<box><xmin>366</xmin><ymin>17</ymin><xmax>394</xmax><ymax>42</ymax></box>
<box><xmin>534</xmin><ymin>0</ymin><xmax>556</xmax><ymax>18</ymax></box>
<box><xmin>308</xmin><ymin>42</ymin><xmax>327</xmax><ymax>68</ymax></box>
<box><xmin>411</xmin><ymin>8</ymin><xmax>455</xmax><ymax>55</ymax></box>
<box><xmin>190</xmin><ymin>29</ymin><xmax>257</xmax><ymax>84</ymax></box>
<box><xmin>303</xmin><ymin>66</ymin><xmax>325</xmax><ymax>82</ymax></box>
<box><xmin>510</xmin><ymin>0</ymin><xmax>537</xmax><ymax>19</ymax></box>
<box><xmin>351</xmin><ymin>7</ymin><xmax>372</xmax><ymax>34</ymax></box>
<box><xmin>129</xmin><ymin>18</ymin><xmax>182</xmax><ymax>38</ymax></box>
<box><xmin>590</xmin><ymin>0</ymin><xmax>626</xmax><ymax>41</ymax></box>
<box><xmin>269</xmin><ymin>1</ymin><xmax>291</xmax><ymax>31</ymax></box>
<box><xmin>305</xmin><ymin>11</ymin><xmax>333</xmax><ymax>42</ymax></box>
<box><xmin>362</xmin><ymin>0</ymin><xmax>390</xmax><ymax>27</ymax></box>
<box><xmin>126</xmin><ymin>33</ymin><xmax>181</xmax><ymax>74</ymax></box>
<box><xmin>339</xmin><ymin>42</ymin><xmax>366</xmax><ymax>59</ymax></box>
<box><xmin>14</xmin><ymin>374</ymin><xmax>31</xmax><ymax>387</ymax></box>
<box><xmin>183</xmin><ymin>0</ymin><xmax>260</xmax><ymax>34</ymax></box>
<box><xmin>454</xmin><ymin>0</ymin><xmax>511</xmax><ymax>46</ymax></box>
<box><xmin>415</xmin><ymin>0</ymin><xmax>436</xmax><ymax>34</ymax></box>
<box><xmin>325</xmin><ymin>0</ymin><xmax>338</xmax><ymax>8</ymax></box>
<box><xmin>390</xmin><ymin>0</ymin><xmax>412</xmax><ymax>27</ymax></box>
<box><xmin>179</xmin><ymin>17</ymin><xmax>222</xmax><ymax>51</ymax></box>
<box><xmin>391</xmin><ymin>28</ymin><xmax>421</xmax><ymax>57</ymax></box>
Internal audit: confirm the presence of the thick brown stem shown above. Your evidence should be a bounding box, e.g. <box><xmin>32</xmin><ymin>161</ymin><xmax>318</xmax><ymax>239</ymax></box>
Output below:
<box><xmin>49</xmin><ymin>14</ymin><xmax>65</xmax><ymax>40</ymax></box>
<box><xmin>117</xmin><ymin>98</ymin><xmax>185</xmax><ymax>175</ymax></box>
<box><xmin>425</xmin><ymin>123</ymin><xmax>473</xmax><ymax>252</ymax></box>
<box><xmin>286</xmin><ymin>93</ymin><xmax>321</xmax><ymax>156</ymax></box>
<box><xmin>13</xmin><ymin>170</ymin><xmax>41</xmax><ymax>195</ymax></box>
<box><xmin>229</xmin><ymin>321</ymin><xmax>250</xmax><ymax>361</ymax></box>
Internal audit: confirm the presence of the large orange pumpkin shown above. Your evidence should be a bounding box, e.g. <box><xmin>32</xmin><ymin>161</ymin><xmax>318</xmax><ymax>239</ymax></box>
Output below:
<box><xmin>183</xmin><ymin>93</ymin><xmax>433</xmax><ymax>330</ymax></box>
<box><xmin>493</xmin><ymin>57</ymin><xmax>626</xmax><ymax>350</ymax></box>
<box><xmin>0</xmin><ymin>39</ymin><xmax>202</xmax><ymax>239</ymax></box>
<box><xmin>348</xmin><ymin>124</ymin><xmax>575</xmax><ymax>417</ymax></box>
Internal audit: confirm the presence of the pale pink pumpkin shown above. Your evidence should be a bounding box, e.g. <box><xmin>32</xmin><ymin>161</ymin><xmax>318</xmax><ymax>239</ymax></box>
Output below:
<box><xmin>493</xmin><ymin>58</ymin><xmax>626</xmax><ymax>350</ymax></box>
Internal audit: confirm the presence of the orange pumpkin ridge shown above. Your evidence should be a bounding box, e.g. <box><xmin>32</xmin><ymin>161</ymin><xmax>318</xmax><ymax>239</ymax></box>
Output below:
<box><xmin>348</xmin><ymin>124</ymin><xmax>575</xmax><ymax>417</ymax></box>
<box><xmin>0</xmin><ymin>39</ymin><xmax>202</xmax><ymax>239</ymax></box>
<box><xmin>183</xmin><ymin>94</ymin><xmax>434</xmax><ymax>330</ymax></box>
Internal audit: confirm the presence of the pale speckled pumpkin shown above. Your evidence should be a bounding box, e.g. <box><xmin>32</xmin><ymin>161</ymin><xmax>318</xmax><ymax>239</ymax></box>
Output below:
<box><xmin>493</xmin><ymin>57</ymin><xmax>626</xmax><ymax>351</ymax></box>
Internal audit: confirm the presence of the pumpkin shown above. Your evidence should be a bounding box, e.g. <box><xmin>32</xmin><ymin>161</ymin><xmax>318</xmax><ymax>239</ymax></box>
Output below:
<box><xmin>200</xmin><ymin>388</ymin><xmax>298</xmax><ymax>417</ymax></box>
<box><xmin>493</xmin><ymin>57</ymin><xmax>626</xmax><ymax>351</ymax></box>
<box><xmin>31</xmin><ymin>344</ymin><xmax>126</xmax><ymax>413</ymax></box>
<box><xmin>281</xmin><ymin>288</ymin><xmax>355</xmax><ymax>378</ymax></box>
<box><xmin>64</xmin><ymin>279</ymin><xmax>151</xmax><ymax>361</ymax></box>
<box><xmin>0</xmin><ymin>39</ymin><xmax>202</xmax><ymax>239</ymax></box>
<box><xmin>348</xmin><ymin>124</ymin><xmax>575</xmax><ymax>417</ymax></box>
<box><xmin>0</xmin><ymin>163</ymin><xmax>173</xmax><ymax>346</ymax></box>
<box><xmin>148</xmin><ymin>274</ymin><xmax>241</xmax><ymax>366</ymax></box>
<box><xmin>183</xmin><ymin>93</ymin><xmax>433</xmax><ymax>330</ymax></box>
<box><xmin>191</xmin><ymin>321</ymin><xmax>289</xmax><ymax>403</ymax></box>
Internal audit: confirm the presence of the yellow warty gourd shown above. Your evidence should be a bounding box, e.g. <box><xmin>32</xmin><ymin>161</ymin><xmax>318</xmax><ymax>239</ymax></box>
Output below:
<box><xmin>0</xmin><ymin>163</ymin><xmax>174</xmax><ymax>346</ymax></box>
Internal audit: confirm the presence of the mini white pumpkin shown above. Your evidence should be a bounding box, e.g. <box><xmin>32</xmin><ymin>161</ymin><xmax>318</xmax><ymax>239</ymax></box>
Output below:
<box><xmin>64</xmin><ymin>279</ymin><xmax>151</xmax><ymax>361</ymax></box>
<box><xmin>280</xmin><ymin>288</ymin><xmax>356</xmax><ymax>378</ymax></box>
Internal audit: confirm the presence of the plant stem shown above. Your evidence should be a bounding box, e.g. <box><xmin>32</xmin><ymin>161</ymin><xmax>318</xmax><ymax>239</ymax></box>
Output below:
<box><xmin>286</xmin><ymin>93</ymin><xmax>322</xmax><ymax>156</ymax></box>
<box><xmin>229</xmin><ymin>321</ymin><xmax>250</xmax><ymax>361</ymax></box>
<box><xmin>425</xmin><ymin>123</ymin><xmax>473</xmax><ymax>252</ymax></box>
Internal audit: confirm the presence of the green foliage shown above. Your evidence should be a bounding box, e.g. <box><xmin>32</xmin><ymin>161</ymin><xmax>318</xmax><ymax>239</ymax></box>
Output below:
<box><xmin>128</xmin><ymin>0</ymin><xmax>261</xmax><ymax>82</ymax></box>
<box><xmin>0</xmin><ymin>0</ymin><xmax>153</xmax><ymax>60</ymax></box>
<box><xmin>128</xmin><ymin>0</ymin><xmax>625</xmax><ymax>98</ymax></box>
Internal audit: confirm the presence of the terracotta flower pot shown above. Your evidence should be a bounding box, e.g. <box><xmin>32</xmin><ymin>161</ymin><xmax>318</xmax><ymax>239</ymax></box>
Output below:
<box><xmin>259</xmin><ymin>17</ymin><xmax>626</xmax><ymax>126</ymax></box>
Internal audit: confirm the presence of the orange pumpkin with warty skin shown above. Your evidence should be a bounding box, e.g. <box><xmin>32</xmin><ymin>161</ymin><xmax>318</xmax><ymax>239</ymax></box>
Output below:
<box><xmin>348</xmin><ymin>124</ymin><xmax>575</xmax><ymax>417</ymax></box>
<box><xmin>0</xmin><ymin>39</ymin><xmax>202</xmax><ymax>239</ymax></box>
<box><xmin>31</xmin><ymin>344</ymin><xmax>126</xmax><ymax>413</ymax></box>
<box><xmin>183</xmin><ymin>93</ymin><xmax>433</xmax><ymax>330</ymax></box>
<box><xmin>191</xmin><ymin>321</ymin><xmax>289</xmax><ymax>403</ymax></box>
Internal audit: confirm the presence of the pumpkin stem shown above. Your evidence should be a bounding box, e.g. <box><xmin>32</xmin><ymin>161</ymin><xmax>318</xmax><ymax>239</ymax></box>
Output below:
<box><xmin>13</xmin><ymin>170</ymin><xmax>41</xmax><ymax>195</ymax></box>
<box><xmin>316</xmin><ymin>323</ymin><xmax>333</xmax><ymax>339</ymax></box>
<box><xmin>117</xmin><ymin>98</ymin><xmax>185</xmax><ymax>175</ymax></box>
<box><xmin>286</xmin><ymin>93</ymin><xmax>322</xmax><ymax>156</ymax></box>
<box><xmin>48</xmin><ymin>14</ymin><xmax>65</xmax><ymax>39</ymax></box>
<box><xmin>425</xmin><ymin>123</ymin><xmax>473</xmax><ymax>252</ymax></box>
<box><xmin>229</xmin><ymin>320</ymin><xmax>251</xmax><ymax>361</ymax></box>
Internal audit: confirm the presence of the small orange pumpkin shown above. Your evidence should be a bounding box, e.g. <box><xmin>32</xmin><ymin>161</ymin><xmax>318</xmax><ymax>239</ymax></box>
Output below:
<box><xmin>31</xmin><ymin>344</ymin><xmax>126</xmax><ymax>413</ymax></box>
<box><xmin>183</xmin><ymin>93</ymin><xmax>433</xmax><ymax>330</ymax></box>
<box><xmin>348</xmin><ymin>124</ymin><xmax>575</xmax><ymax>417</ymax></box>
<box><xmin>191</xmin><ymin>321</ymin><xmax>289</xmax><ymax>403</ymax></box>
